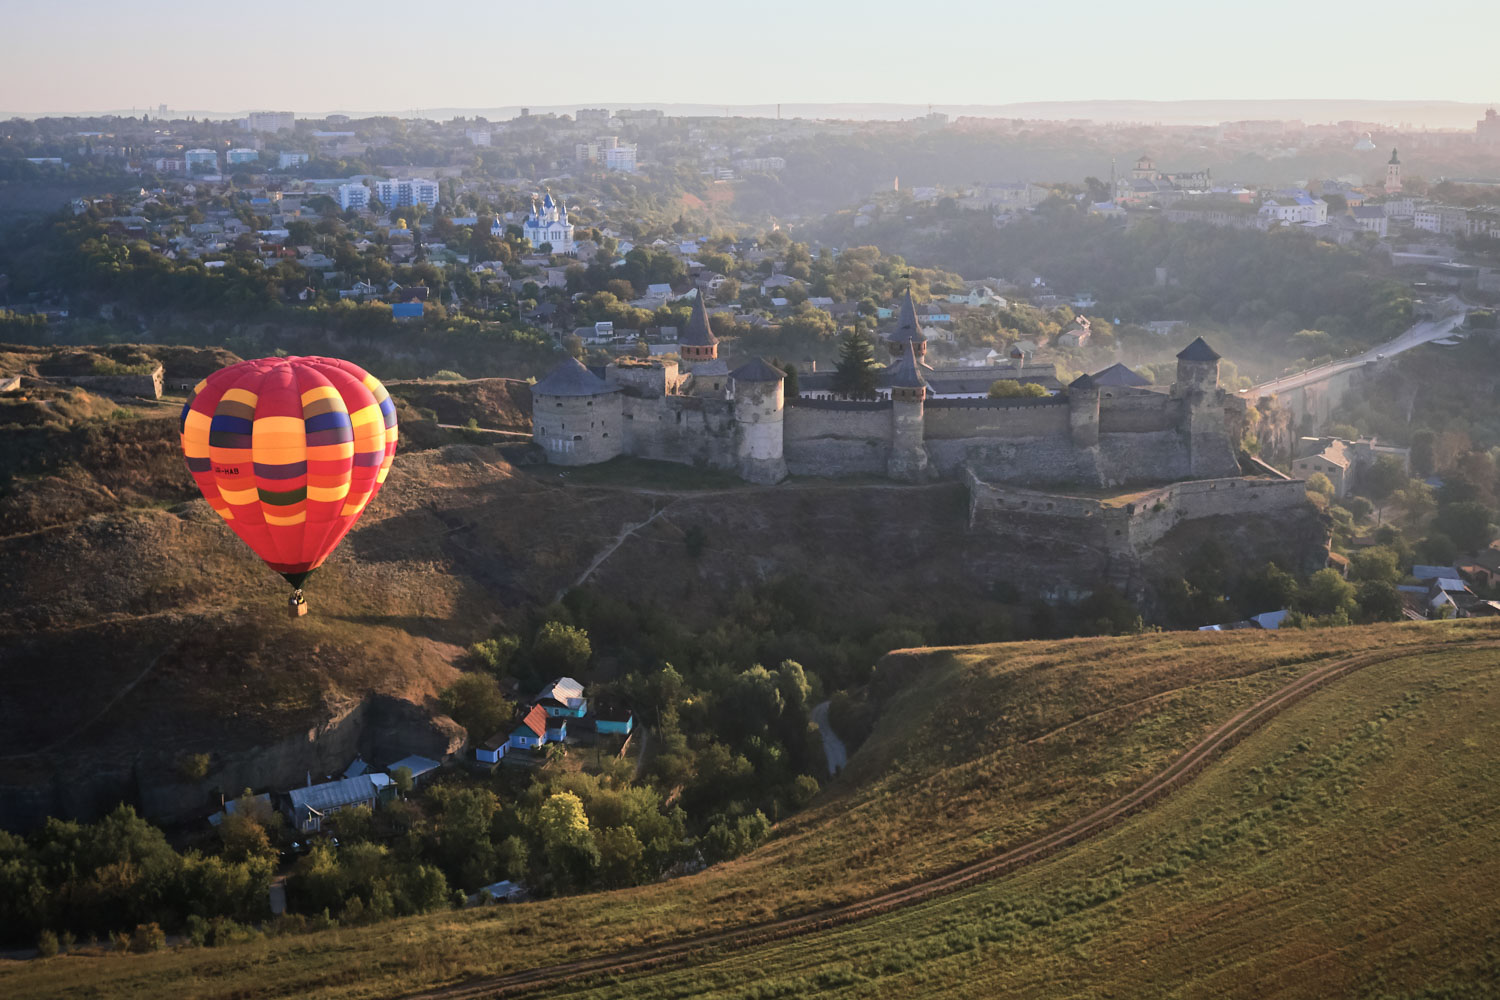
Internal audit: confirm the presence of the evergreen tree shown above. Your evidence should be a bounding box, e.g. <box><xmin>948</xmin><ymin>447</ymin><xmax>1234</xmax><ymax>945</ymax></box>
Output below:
<box><xmin>832</xmin><ymin>328</ymin><xmax>879</xmax><ymax>398</ymax></box>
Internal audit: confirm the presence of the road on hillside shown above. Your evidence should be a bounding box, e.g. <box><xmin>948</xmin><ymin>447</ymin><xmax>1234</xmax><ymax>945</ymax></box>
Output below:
<box><xmin>810</xmin><ymin>701</ymin><xmax>848</xmax><ymax>776</ymax></box>
<box><xmin>400</xmin><ymin>635</ymin><xmax>1500</xmax><ymax>1000</ymax></box>
<box><xmin>1244</xmin><ymin>301</ymin><xmax>1467</xmax><ymax>398</ymax></box>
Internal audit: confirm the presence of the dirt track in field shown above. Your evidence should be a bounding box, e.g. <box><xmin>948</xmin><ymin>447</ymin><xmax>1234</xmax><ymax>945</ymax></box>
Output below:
<box><xmin>404</xmin><ymin>638</ymin><xmax>1497</xmax><ymax>1000</ymax></box>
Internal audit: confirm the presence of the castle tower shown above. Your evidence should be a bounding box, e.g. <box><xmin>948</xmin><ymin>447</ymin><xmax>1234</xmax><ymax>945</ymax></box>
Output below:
<box><xmin>531</xmin><ymin>356</ymin><xmax>623</xmax><ymax>466</ymax></box>
<box><xmin>1171</xmin><ymin>337</ymin><xmax>1237</xmax><ymax>478</ymax></box>
<box><xmin>886</xmin><ymin>340</ymin><xmax>929</xmax><ymax>481</ymax></box>
<box><xmin>678</xmin><ymin>293</ymin><xmax>719</xmax><ymax>369</ymax></box>
<box><xmin>1067</xmin><ymin>372</ymin><xmax>1100</xmax><ymax>448</ymax></box>
<box><xmin>729</xmin><ymin>358</ymin><xmax>787</xmax><ymax>484</ymax></box>
<box><xmin>1386</xmin><ymin>148</ymin><xmax>1402</xmax><ymax>194</ymax></box>
<box><xmin>1173</xmin><ymin>336</ymin><xmax>1221</xmax><ymax>395</ymax></box>
<box><xmin>883</xmin><ymin>288</ymin><xmax>927</xmax><ymax>362</ymax></box>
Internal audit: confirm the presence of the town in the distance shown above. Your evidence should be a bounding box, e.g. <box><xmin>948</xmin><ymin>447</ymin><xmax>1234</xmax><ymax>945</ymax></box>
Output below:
<box><xmin>3</xmin><ymin>93</ymin><xmax>1500</xmax><ymax>1000</ymax></box>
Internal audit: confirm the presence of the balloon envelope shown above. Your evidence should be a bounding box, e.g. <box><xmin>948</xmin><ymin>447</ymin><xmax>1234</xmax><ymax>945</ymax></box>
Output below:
<box><xmin>178</xmin><ymin>356</ymin><xmax>398</xmax><ymax>586</ymax></box>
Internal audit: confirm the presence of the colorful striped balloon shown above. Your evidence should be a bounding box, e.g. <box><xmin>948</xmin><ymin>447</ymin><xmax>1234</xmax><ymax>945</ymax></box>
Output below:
<box><xmin>178</xmin><ymin>356</ymin><xmax>398</xmax><ymax>595</ymax></box>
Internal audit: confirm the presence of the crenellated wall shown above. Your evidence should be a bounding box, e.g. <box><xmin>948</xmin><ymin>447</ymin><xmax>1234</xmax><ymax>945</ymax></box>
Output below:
<box><xmin>622</xmin><ymin>393</ymin><xmax>737</xmax><ymax>470</ymax></box>
<box><xmin>784</xmin><ymin>400</ymin><xmax>891</xmax><ymax>476</ymax></box>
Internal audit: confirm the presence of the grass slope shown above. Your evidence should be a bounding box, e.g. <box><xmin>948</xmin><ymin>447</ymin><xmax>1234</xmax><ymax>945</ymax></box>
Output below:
<box><xmin>1</xmin><ymin>621</ymin><xmax>1494</xmax><ymax>999</ymax></box>
<box><xmin>559</xmin><ymin>640</ymin><xmax>1500</xmax><ymax>1000</ymax></box>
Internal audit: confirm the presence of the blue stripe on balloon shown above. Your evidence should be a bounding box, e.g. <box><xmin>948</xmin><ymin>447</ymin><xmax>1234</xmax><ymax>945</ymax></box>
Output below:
<box><xmin>353</xmin><ymin>450</ymin><xmax>385</xmax><ymax>467</ymax></box>
<box><xmin>254</xmin><ymin>461</ymin><xmax>309</xmax><ymax>480</ymax></box>
<box><xmin>305</xmin><ymin>411</ymin><xmax>352</xmax><ymax>432</ymax></box>
<box><xmin>210</xmin><ymin>415</ymin><xmax>253</xmax><ymax>434</ymax></box>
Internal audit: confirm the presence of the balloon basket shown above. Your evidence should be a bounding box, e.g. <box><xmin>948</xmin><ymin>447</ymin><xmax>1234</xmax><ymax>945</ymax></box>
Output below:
<box><xmin>288</xmin><ymin>590</ymin><xmax>308</xmax><ymax>619</ymax></box>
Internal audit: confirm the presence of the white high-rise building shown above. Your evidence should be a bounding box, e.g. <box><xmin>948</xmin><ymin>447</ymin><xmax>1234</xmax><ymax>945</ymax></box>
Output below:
<box><xmin>278</xmin><ymin>151</ymin><xmax>309</xmax><ymax>169</ymax></box>
<box><xmin>603</xmin><ymin>144</ymin><xmax>637</xmax><ymax>173</ymax></box>
<box><xmin>337</xmin><ymin>183</ymin><xmax>370</xmax><ymax>211</ymax></box>
<box><xmin>226</xmin><ymin>148</ymin><xmax>259</xmax><ymax>165</ymax></box>
<box><xmin>244</xmin><ymin>111</ymin><xmax>295</xmax><ymax>133</ymax></box>
<box><xmin>522</xmin><ymin>192</ymin><xmax>574</xmax><ymax>254</ymax></box>
<box><xmin>184</xmin><ymin>148</ymin><xmax>218</xmax><ymax>174</ymax></box>
<box><xmin>374</xmin><ymin>177</ymin><xmax>440</xmax><ymax>209</ymax></box>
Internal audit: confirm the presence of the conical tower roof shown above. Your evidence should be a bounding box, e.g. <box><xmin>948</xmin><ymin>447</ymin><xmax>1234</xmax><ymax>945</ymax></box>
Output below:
<box><xmin>1176</xmin><ymin>337</ymin><xmax>1221</xmax><ymax>362</ymax></box>
<box><xmin>1092</xmin><ymin>362</ymin><xmax>1151</xmax><ymax>387</ymax></box>
<box><xmin>887</xmin><ymin>340</ymin><xmax>928</xmax><ymax>389</ymax></box>
<box><xmin>680</xmin><ymin>292</ymin><xmax>718</xmax><ymax>347</ymax></box>
<box><xmin>886</xmin><ymin>288</ymin><xmax>925</xmax><ymax>344</ymax></box>
<box><xmin>730</xmin><ymin>357</ymin><xmax>786</xmax><ymax>383</ymax></box>
<box><xmin>533</xmin><ymin>356</ymin><xmax>620</xmax><ymax>397</ymax></box>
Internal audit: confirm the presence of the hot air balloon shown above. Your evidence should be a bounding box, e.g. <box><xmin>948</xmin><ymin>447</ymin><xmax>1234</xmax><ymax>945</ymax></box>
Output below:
<box><xmin>178</xmin><ymin>356</ymin><xmax>398</xmax><ymax>617</ymax></box>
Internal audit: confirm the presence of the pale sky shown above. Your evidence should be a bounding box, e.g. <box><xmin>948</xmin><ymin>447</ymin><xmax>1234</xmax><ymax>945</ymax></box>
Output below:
<box><xmin>3</xmin><ymin>0</ymin><xmax>1497</xmax><ymax>115</ymax></box>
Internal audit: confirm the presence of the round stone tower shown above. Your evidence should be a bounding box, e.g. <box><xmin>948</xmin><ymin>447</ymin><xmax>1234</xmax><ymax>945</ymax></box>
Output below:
<box><xmin>729</xmin><ymin>358</ymin><xmax>788</xmax><ymax>484</ymax></box>
<box><xmin>886</xmin><ymin>340</ymin><xmax>929</xmax><ymax>481</ymax></box>
<box><xmin>1172</xmin><ymin>336</ymin><xmax>1221</xmax><ymax>396</ymax></box>
<box><xmin>531</xmin><ymin>356</ymin><xmax>623</xmax><ymax>466</ymax></box>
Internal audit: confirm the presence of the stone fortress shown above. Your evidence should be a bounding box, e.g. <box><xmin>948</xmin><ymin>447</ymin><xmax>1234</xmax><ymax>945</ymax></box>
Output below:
<box><xmin>532</xmin><ymin>290</ymin><xmax>1259</xmax><ymax>495</ymax></box>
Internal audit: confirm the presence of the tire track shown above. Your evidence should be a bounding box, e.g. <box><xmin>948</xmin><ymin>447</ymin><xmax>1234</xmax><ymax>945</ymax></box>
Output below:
<box><xmin>403</xmin><ymin>638</ymin><xmax>1497</xmax><ymax>1000</ymax></box>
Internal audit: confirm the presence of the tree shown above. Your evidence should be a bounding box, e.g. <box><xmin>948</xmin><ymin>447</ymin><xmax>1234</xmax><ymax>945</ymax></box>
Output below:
<box><xmin>1305</xmin><ymin>472</ymin><xmax>1334</xmax><ymax>498</ymax></box>
<box><xmin>537</xmin><ymin>792</ymin><xmax>598</xmax><ymax>888</ymax></box>
<box><xmin>593</xmin><ymin>825</ymin><xmax>645</xmax><ymax>888</ymax></box>
<box><xmin>1432</xmin><ymin>501</ymin><xmax>1495</xmax><ymax>554</ymax></box>
<box><xmin>1356</xmin><ymin>580</ymin><xmax>1404</xmax><ymax>623</ymax></box>
<box><xmin>390</xmin><ymin>766</ymin><xmax>414</xmax><ymax>797</ymax></box>
<box><xmin>1349</xmin><ymin>547</ymin><xmax>1401</xmax><ymax>585</ymax></box>
<box><xmin>831</xmin><ymin>328</ymin><xmax>879</xmax><ymax>398</ymax></box>
<box><xmin>1417</xmin><ymin>532</ymin><xmax>1458</xmax><ymax>566</ymax></box>
<box><xmin>988</xmin><ymin>380</ymin><xmax>1047</xmax><ymax>399</ymax></box>
<box><xmin>467</xmin><ymin>636</ymin><xmax>520</xmax><ymax>674</ymax></box>
<box><xmin>1361</xmin><ymin>456</ymin><xmax>1407</xmax><ymax>515</ymax></box>
<box><xmin>1411</xmin><ymin>429</ymin><xmax>1436</xmax><ymax>479</ymax></box>
<box><xmin>533</xmin><ymin>621</ymin><xmax>592</xmax><ymax>676</ymax></box>
<box><xmin>439</xmin><ymin>674</ymin><xmax>514</xmax><ymax>742</ymax></box>
<box><xmin>1298</xmin><ymin>568</ymin><xmax>1357</xmax><ymax>619</ymax></box>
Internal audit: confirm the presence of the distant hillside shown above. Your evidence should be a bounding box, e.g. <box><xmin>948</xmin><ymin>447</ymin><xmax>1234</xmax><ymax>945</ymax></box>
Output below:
<box><xmin>1</xmin><ymin>621</ymin><xmax>1494</xmax><ymax>999</ymax></box>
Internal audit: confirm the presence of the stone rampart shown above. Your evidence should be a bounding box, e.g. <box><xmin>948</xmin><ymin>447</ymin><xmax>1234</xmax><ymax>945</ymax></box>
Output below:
<box><xmin>966</xmin><ymin>469</ymin><xmax>1311</xmax><ymax>557</ymax></box>
<box><xmin>50</xmin><ymin>365</ymin><xmax>164</xmax><ymax>399</ymax></box>
<box><xmin>784</xmin><ymin>403</ymin><xmax>890</xmax><ymax>476</ymax></box>
<box><xmin>1099</xmin><ymin>393</ymin><xmax>1178</xmax><ymax>433</ymax></box>
<box><xmin>623</xmin><ymin>394</ymin><xmax>737</xmax><ymax>470</ymax></box>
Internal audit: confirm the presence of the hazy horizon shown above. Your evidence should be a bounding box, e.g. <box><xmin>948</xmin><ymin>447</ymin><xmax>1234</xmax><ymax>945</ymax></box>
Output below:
<box><xmin>3</xmin><ymin>99</ymin><xmax>1496</xmax><ymax>130</ymax></box>
<box><xmin>4</xmin><ymin>0</ymin><xmax>1497</xmax><ymax>122</ymax></box>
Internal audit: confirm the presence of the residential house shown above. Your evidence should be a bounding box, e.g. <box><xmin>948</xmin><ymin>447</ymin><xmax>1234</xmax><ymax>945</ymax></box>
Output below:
<box><xmin>387</xmin><ymin>754</ymin><xmax>441</xmax><ymax>786</ymax></box>
<box><xmin>1056</xmin><ymin>316</ymin><xmax>1092</xmax><ymax>349</ymax></box>
<box><xmin>392</xmin><ymin>302</ymin><xmax>424</xmax><ymax>319</ymax></box>
<box><xmin>592</xmin><ymin>700</ymin><xmax>634</xmax><ymax>735</ymax></box>
<box><xmin>536</xmin><ymin>677</ymin><xmax>587</xmax><ymax>718</ymax></box>
<box><xmin>286</xmin><ymin>773</ymin><xmax>393</xmax><ymax>833</ymax></box>
<box><xmin>509</xmin><ymin>704</ymin><xmax>550</xmax><ymax>751</ymax></box>
<box><xmin>475</xmin><ymin>733</ymin><xmax>508</xmax><ymax>765</ymax></box>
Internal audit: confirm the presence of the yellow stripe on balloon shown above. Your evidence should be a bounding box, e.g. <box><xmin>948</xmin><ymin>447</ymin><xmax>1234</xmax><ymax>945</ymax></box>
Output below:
<box><xmin>300</xmin><ymin>384</ymin><xmax>342</xmax><ymax>404</ymax></box>
<box><xmin>182</xmin><ymin>410</ymin><xmax>212</xmax><ymax>455</ymax></box>
<box><xmin>307</xmin><ymin>443</ymin><xmax>355</xmax><ymax>461</ymax></box>
<box><xmin>219</xmin><ymin>486</ymin><xmax>259</xmax><ymax>505</ymax></box>
<box><xmin>307</xmin><ymin>483</ymin><xmax>351</xmax><ymax>502</ymax></box>
<box><xmin>264</xmin><ymin>511</ymin><xmax>307</xmax><ymax>526</ymax></box>
<box><xmin>221</xmin><ymin>387</ymin><xmax>259</xmax><ymax>407</ymax></box>
<box><xmin>348</xmin><ymin>404</ymin><xmax>381</xmax><ymax>426</ymax></box>
<box><xmin>193</xmin><ymin>379</ymin><xmax>208</xmax><ymax>394</ymax></box>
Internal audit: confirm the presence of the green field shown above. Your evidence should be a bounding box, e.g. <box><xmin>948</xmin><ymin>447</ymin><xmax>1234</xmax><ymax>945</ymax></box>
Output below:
<box><xmin>559</xmin><ymin>641</ymin><xmax>1500</xmax><ymax>999</ymax></box>
<box><xmin>3</xmin><ymin>621</ymin><xmax>1496</xmax><ymax>999</ymax></box>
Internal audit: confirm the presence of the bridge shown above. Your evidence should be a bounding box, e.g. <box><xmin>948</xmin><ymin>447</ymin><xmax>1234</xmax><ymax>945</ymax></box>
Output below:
<box><xmin>1237</xmin><ymin>298</ymin><xmax>1468</xmax><ymax>432</ymax></box>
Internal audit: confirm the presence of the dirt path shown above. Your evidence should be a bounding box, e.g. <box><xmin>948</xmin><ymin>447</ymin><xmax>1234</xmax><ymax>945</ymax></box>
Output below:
<box><xmin>400</xmin><ymin>637</ymin><xmax>1496</xmax><ymax>1000</ymax></box>
<box><xmin>553</xmin><ymin>502</ymin><xmax>681</xmax><ymax>602</ymax></box>
<box><xmin>810</xmin><ymin>700</ymin><xmax>848</xmax><ymax>776</ymax></box>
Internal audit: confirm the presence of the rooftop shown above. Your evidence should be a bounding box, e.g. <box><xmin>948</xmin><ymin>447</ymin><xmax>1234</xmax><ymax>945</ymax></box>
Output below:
<box><xmin>533</xmin><ymin>356</ymin><xmax>622</xmax><ymax>397</ymax></box>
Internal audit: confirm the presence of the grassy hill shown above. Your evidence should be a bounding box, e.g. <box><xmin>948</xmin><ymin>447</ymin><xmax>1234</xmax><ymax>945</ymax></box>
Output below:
<box><xmin>1</xmin><ymin>621</ymin><xmax>1494</xmax><ymax>999</ymax></box>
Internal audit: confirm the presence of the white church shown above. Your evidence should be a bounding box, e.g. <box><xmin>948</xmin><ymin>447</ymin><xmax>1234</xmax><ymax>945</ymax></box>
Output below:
<box><xmin>518</xmin><ymin>192</ymin><xmax>574</xmax><ymax>255</ymax></box>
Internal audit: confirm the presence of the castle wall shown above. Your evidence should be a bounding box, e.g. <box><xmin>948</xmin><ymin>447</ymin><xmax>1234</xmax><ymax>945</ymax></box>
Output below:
<box><xmin>52</xmin><ymin>368</ymin><xmax>164</xmax><ymax>399</ymax></box>
<box><xmin>1098</xmin><ymin>392</ymin><xmax>1178</xmax><ymax>433</ymax></box>
<box><xmin>622</xmin><ymin>394</ymin><xmax>737</xmax><ymax>470</ymax></box>
<box><xmin>966</xmin><ymin>470</ymin><xmax>1311</xmax><ymax>558</ymax></box>
<box><xmin>1094</xmin><ymin>430</ymin><xmax>1192</xmax><ymax>485</ymax></box>
<box><xmin>921</xmin><ymin>397</ymin><xmax>1092</xmax><ymax>483</ymax></box>
<box><xmin>783</xmin><ymin>400</ymin><xmax>890</xmax><ymax>476</ymax></box>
